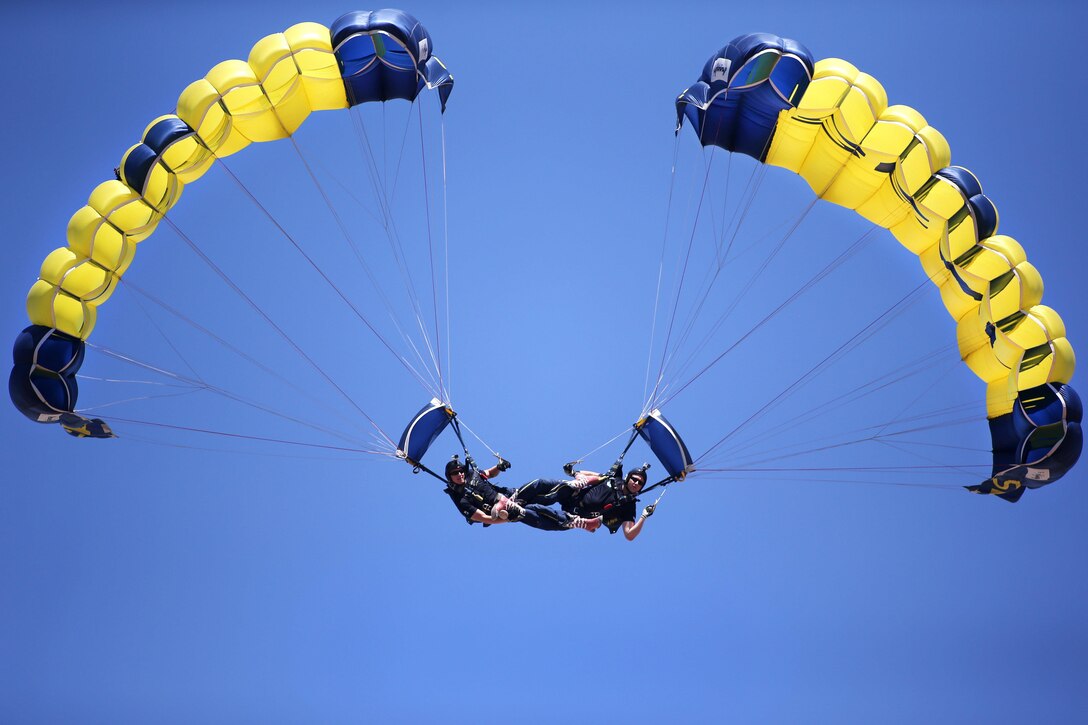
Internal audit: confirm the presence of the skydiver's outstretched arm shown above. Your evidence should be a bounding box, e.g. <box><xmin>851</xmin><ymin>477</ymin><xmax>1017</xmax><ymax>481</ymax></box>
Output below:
<box><xmin>621</xmin><ymin>504</ymin><xmax>656</xmax><ymax>541</ymax></box>
<box><xmin>622</xmin><ymin>518</ymin><xmax>645</xmax><ymax>541</ymax></box>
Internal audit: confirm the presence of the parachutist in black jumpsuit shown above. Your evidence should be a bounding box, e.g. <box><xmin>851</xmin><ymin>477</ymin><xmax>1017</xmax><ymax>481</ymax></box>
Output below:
<box><xmin>514</xmin><ymin>469</ymin><xmax>654</xmax><ymax>541</ymax></box>
<box><xmin>444</xmin><ymin>461</ymin><xmax>572</xmax><ymax>532</ymax></box>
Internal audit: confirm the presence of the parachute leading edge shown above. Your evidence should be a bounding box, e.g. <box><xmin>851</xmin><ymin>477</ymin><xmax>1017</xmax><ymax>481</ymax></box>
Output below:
<box><xmin>635</xmin><ymin>409</ymin><xmax>694</xmax><ymax>481</ymax></box>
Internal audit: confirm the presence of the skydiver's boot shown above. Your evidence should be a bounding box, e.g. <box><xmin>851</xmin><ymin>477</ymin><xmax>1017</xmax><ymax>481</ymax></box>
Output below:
<box><xmin>568</xmin><ymin>515</ymin><xmax>602</xmax><ymax>532</ymax></box>
<box><xmin>491</xmin><ymin>497</ymin><xmax>527</xmax><ymax>521</ymax></box>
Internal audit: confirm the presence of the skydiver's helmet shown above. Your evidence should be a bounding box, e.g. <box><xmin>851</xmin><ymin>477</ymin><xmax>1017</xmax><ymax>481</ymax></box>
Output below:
<box><xmin>626</xmin><ymin>464</ymin><xmax>650</xmax><ymax>491</ymax></box>
<box><xmin>445</xmin><ymin>455</ymin><xmax>466</xmax><ymax>482</ymax></box>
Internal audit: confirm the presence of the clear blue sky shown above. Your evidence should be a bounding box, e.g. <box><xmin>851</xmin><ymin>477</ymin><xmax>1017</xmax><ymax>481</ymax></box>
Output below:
<box><xmin>2</xmin><ymin>1</ymin><xmax>1086</xmax><ymax>722</ymax></box>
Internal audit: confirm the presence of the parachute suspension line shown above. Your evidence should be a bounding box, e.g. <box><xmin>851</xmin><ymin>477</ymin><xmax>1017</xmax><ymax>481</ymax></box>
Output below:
<box><xmin>454</xmin><ymin>416</ymin><xmax>501</xmax><ymax>460</ymax></box>
<box><xmin>115</xmin><ymin>430</ymin><xmax>394</xmax><ymax>461</ymax></box>
<box><xmin>348</xmin><ymin>106</ymin><xmax>447</xmax><ymax>398</ymax></box>
<box><xmin>256</xmin><ymin>77</ymin><xmax>418</xmax><ymax>365</ymax></box>
<box><xmin>644</xmin><ymin>145</ymin><xmax>784</xmax><ymax>413</ymax></box>
<box><xmin>100</xmin><ymin>416</ymin><xmax>389</xmax><ymax>456</ymax></box>
<box><xmin>124</xmin><ymin>282</ymin><xmax>206</xmax><ymax>386</ymax></box>
<box><xmin>310</xmin><ymin>155</ymin><xmax>386</xmax><ymax>226</ymax></box>
<box><xmin>648</xmin><ymin>112</ymin><xmax>810</xmax><ymax>411</ymax></box>
<box><xmin>285</xmin><ymin>135</ymin><xmax>444</xmax><ymax>397</ymax></box>
<box><xmin>642</xmin><ymin>134</ymin><xmax>683</xmax><ymax>416</ymax></box>
<box><xmin>694</xmin><ymin>240</ymin><xmax>981</xmax><ymax>472</ymax></box>
<box><xmin>329</xmin><ymin>118</ymin><xmax>447</xmax><ymax>398</ymax></box>
<box><xmin>873</xmin><ymin>437</ymin><xmax>988</xmax><ymax>480</ymax></box>
<box><xmin>715</xmin><ymin>409</ymin><xmax>986</xmax><ymax>473</ymax></box>
<box><xmin>715</xmin><ymin>151</ymin><xmax>734</xmax><ymax>267</ymax></box>
<box><xmin>645</xmin><ymin>149</ymin><xmax>717</xmax><ymax>410</ymax></box>
<box><xmin>652</xmin><ymin>213</ymin><xmax>874</xmax><ymax>407</ymax></box>
<box><xmin>694</xmin><ymin>278</ymin><xmax>934</xmax><ymax>465</ymax></box>
<box><xmin>85</xmin><ymin>341</ymin><xmax>379</xmax><ymax>450</ymax></box>
<box><xmin>417</xmin><ymin>100</ymin><xmax>448</xmax><ymax>403</ymax></box>
<box><xmin>655</xmin><ymin>196</ymin><xmax>817</xmax><ymax>405</ymax></box>
<box><xmin>159</xmin><ymin>214</ymin><xmax>397</xmax><ymax>449</ymax></box>
<box><xmin>75</xmin><ymin>386</ymin><xmax>204</xmax><ymax>415</ymax></box>
<box><xmin>729</xmin><ymin>399</ymin><xmax>981</xmax><ymax>464</ymax></box>
<box><xmin>571</xmin><ymin>427</ymin><xmax>639</xmax><ymax>468</ymax></box>
<box><xmin>119</xmin><ymin>278</ymin><xmax>370</xmax><ymax>434</ymax></box>
<box><xmin>724</xmin><ymin>344</ymin><xmax>961</xmax><ymax>461</ymax></box>
<box><xmin>441</xmin><ymin>114</ymin><xmax>453</xmax><ymax>405</ymax></box>
<box><xmin>212</xmin><ymin>159</ymin><xmax>441</xmax><ymax>402</ymax></box>
<box><xmin>708</xmin><ymin>462</ymin><xmax>990</xmax><ymax>474</ymax></box>
<box><xmin>74</xmin><ymin>375</ymin><xmax>193</xmax><ymax>389</ymax></box>
<box><xmin>692</xmin><ymin>469</ymin><xmax>968</xmax><ymax>492</ymax></box>
<box><xmin>868</xmin><ymin>355</ymin><xmax>962</xmax><ymax>442</ymax></box>
<box><xmin>716</xmin><ymin>159</ymin><xmax>770</xmax><ymax>269</ymax></box>
<box><xmin>653</xmin><ymin>198</ymin><xmax>827</xmax><ymax>409</ymax></box>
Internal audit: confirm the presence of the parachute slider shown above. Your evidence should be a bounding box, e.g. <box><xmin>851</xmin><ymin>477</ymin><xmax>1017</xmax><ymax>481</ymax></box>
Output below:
<box><xmin>396</xmin><ymin>397</ymin><xmax>455</xmax><ymax>469</ymax></box>
<box><xmin>634</xmin><ymin>409</ymin><xmax>694</xmax><ymax>482</ymax></box>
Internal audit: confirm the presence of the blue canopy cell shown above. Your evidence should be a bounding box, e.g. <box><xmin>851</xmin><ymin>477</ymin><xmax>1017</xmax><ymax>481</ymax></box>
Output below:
<box><xmin>330</xmin><ymin>9</ymin><xmax>454</xmax><ymax>111</ymax></box>
<box><xmin>676</xmin><ymin>33</ymin><xmax>814</xmax><ymax>161</ymax></box>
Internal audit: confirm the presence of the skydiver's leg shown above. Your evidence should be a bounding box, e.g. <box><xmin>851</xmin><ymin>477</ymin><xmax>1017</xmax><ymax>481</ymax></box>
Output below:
<box><xmin>512</xmin><ymin>478</ymin><xmax>576</xmax><ymax>507</ymax></box>
<box><xmin>513</xmin><ymin>504</ymin><xmax>574</xmax><ymax>532</ymax></box>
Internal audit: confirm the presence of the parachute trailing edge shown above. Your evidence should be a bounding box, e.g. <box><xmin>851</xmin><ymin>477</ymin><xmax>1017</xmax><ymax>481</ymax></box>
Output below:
<box><xmin>676</xmin><ymin>34</ymin><xmax>1080</xmax><ymax>497</ymax></box>
<box><xmin>10</xmin><ymin>9</ymin><xmax>453</xmax><ymax>432</ymax></box>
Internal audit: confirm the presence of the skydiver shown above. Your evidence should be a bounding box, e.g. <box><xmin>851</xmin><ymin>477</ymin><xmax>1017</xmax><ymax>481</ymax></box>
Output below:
<box><xmin>442</xmin><ymin>455</ymin><xmax>600</xmax><ymax>532</ymax></box>
<box><xmin>511</xmin><ymin>464</ymin><xmax>656</xmax><ymax>541</ymax></box>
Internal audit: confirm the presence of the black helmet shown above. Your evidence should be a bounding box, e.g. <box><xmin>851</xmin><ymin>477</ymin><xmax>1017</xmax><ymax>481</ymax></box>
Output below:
<box><xmin>627</xmin><ymin>463</ymin><xmax>650</xmax><ymax>485</ymax></box>
<box><xmin>445</xmin><ymin>455</ymin><xmax>465</xmax><ymax>480</ymax></box>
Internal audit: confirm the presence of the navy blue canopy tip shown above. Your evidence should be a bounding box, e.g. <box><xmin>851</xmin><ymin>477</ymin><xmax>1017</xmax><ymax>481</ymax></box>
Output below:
<box><xmin>9</xmin><ymin>325</ymin><xmax>85</xmax><ymax>423</ymax></box>
<box><xmin>329</xmin><ymin>9</ymin><xmax>454</xmax><ymax>111</ymax></box>
<box><xmin>967</xmin><ymin>383</ymin><xmax>1082</xmax><ymax>502</ymax></box>
<box><xmin>676</xmin><ymin>33</ymin><xmax>814</xmax><ymax>161</ymax></box>
<box><xmin>59</xmin><ymin>413</ymin><xmax>115</xmax><ymax>439</ymax></box>
<box><xmin>397</xmin><ymin>397</ymin><xmax>455</xmax><ymax>465</ymax></box>
<box><xmin>120</xmin><ymin>116</ymin><xmax>197</xmax><ymax>196</ymax></box>
<box><xmin>635</xmin><ymin>409</ymin><xmax>694</xmax><ymax>480</ymax></box>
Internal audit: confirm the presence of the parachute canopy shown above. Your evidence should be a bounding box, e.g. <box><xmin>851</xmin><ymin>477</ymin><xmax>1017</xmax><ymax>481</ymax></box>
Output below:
<box><xmin>10</xmin><ymin>9</ymin><xmax>453</xmax><ymax>433</ymax></box>
<box><xmin>674</xmin><ymin>33</ymin><xmax>1081</xmax><ymax>499</ymax></box>
<box><xmin>635</xmin><ymin>409</ymin><xmax>694</xmax><ymax>481</ymax></box>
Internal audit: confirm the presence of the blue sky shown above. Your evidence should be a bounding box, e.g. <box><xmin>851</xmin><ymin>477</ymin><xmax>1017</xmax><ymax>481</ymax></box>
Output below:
<box><xmin>2</xmin><ymin>1</ymin><xmax>1086</xmax><ymax>722</ymax></box>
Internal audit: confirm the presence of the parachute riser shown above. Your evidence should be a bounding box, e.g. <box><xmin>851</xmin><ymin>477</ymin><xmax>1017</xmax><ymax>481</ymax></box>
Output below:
<box><xmin>449</xmin><ymin>415</ymin><xmax>471</xmax><ymax>459</ymax></box>
<box><xmin>402</xmin><ymin>457</ymin><xmax>449</xmax><ymax>484</ymax></box>
<box><xmin>608</xmin><ymin>428</ymin><xmax>643</xmax><ymax>470</ymax></box>
<box><xmin>639</xmin><ymin>475</ymin><xmax>677</xmax><ymax>497</ymax></box>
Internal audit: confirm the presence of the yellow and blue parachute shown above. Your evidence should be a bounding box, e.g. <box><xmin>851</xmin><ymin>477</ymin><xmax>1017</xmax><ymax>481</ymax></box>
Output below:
<box><xmin>676</xmin><ymin>34</ymin><xmax>1081</xmax><ymax>501</ymax></box>
<box><xmin>9</xmin><ymin>9</ymin><xmax>452</xmax><ymax>439</ymax></box>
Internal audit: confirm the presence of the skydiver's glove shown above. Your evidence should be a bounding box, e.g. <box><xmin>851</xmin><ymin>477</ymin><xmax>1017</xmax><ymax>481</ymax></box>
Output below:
<box><xmin>641</xmin><ymin>503</ymin><xmax>656</xmax><ymax>519</ymax></box>
<box><xmin>496</xmin><ymin>456</ymin><xmax>511</xmax><ymax>472</ymax></box>
<box><xmin>563</xmin><ymin>461</ymin><xmax>576</xmax><ymax>477</ymax></box>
